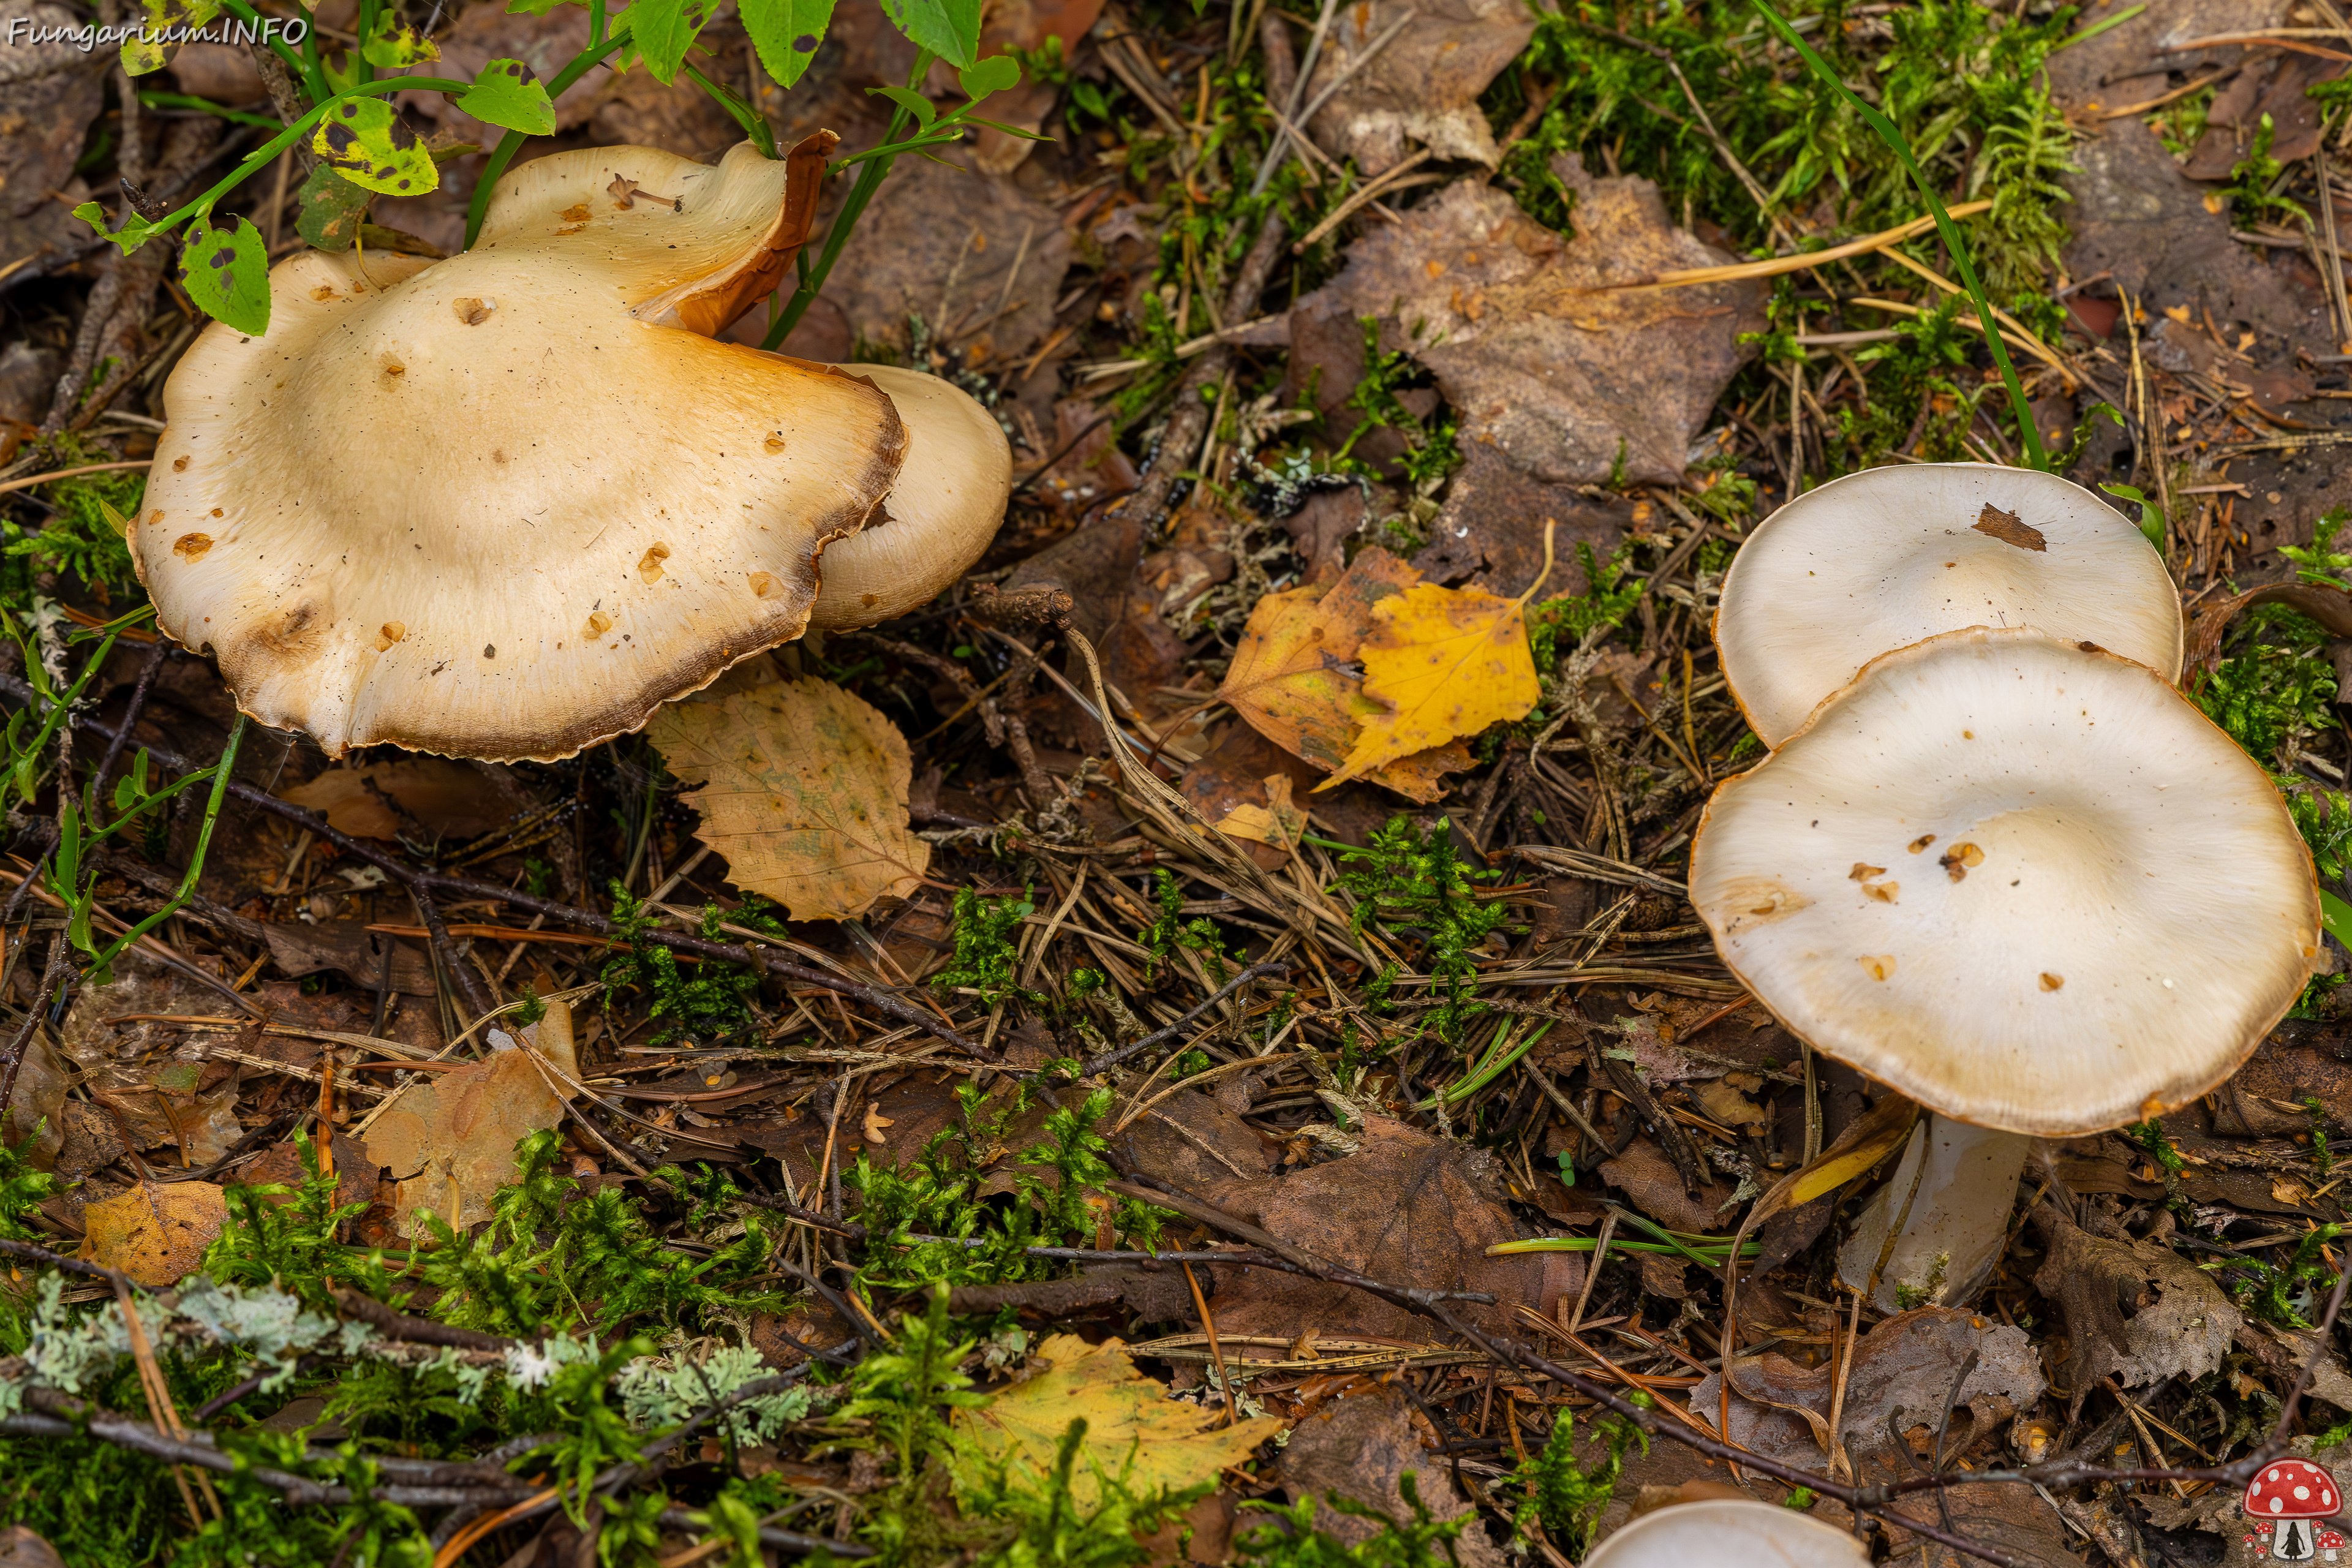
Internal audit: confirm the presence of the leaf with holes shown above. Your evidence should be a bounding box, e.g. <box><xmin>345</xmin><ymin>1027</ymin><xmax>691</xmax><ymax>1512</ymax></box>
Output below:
<box><xmin>626</xmin><ymin>0</ymin><xmax>719</xmax><ymax>83</ymax></box>
<box><xmin>311</xmin><ymin>97</ymin><xmax>438</xmax><ymax>198</ymax></box>
<box><xmin>83</xmin><ymin>1182</ymin><xmax>228</xmax><ymax>1286</ymax></box>
<box><xmin>649</xmin><ymin>677</ymin><xmax>930</xmax><ymax>921</ymax></box>
<box><xmin>741</xmin><ymin>0</ymin><xmax>839</xmax><ymax>88</ymax></box>
<box><xmin>880</xmin><ymin>0</ymin><xmax>981</xmax><ymax>69</ymax></box>
<box><xmin>453</xmin><ymin>59</ymin><xmax>558</xmax><ymax>135</ymax></box>
<box><xmin>121</xmin><ymin>0</ymin><xmax>221</xmax><ymax>74</ymax></box>
<box><xmin>178</xmin><ymin>214</ymin><xmax>270</xmax><ymax>336</ymax></box>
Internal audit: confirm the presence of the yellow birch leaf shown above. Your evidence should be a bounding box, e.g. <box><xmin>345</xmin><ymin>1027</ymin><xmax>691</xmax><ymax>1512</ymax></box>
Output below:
<box><xmin>1215</xmin><ymin>549</ymin><xmax>1417</xmax><ymax>772</ymax></box>
<box><xmin>950</xmin><ymin>1334</ymin><xmax>1285</xmax><ymax>1509</ymax></box>
<box><xmin>83</xmin><ymin>1181</ymin><xmax>228</xmax><ymax>1286</ymax></box>
<box><xmin>1321</xmin><ymin>584</ymin><xmax>1540</xmax><ymax>788</ymax></box>
<box><xmin>648</xmin><ymin>676</ymin><xmax>930</xmax><ymax>921</ymax></box>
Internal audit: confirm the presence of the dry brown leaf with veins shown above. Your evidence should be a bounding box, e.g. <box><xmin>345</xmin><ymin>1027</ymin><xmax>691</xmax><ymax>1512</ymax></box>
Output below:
<box><xmin>649</xmin><ymin>676</ymin><xmax>930</xmax><ymax>921</ymax></box>
<box><xmin>82</xmin><ymin>1182</ymin><xmax>228</xmax><ymax>1287</ymax></box>
<box><xmin>1291</xmin><ymin>156</ymin><xmax>1762</xmax><ymax>486</ymax></box>
<box><xmin>360</xmin><ymin>1050</ymin><xmax>565</xmax><ymax>1236</ymax></box>
<box><xmin>1301</xmin><ymin>0</ymin><xmax>1536</xmax><ymax>175</ymax></box>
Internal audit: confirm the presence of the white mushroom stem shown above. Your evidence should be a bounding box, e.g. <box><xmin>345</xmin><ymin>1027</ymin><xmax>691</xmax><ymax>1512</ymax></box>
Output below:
<box><xmin>806</xmin><ymin>363</ymin><xmax>1012</xmax><ymax>631</ymax></box>
<box><xmin>1838</xmin><ymin>1114</ymin><xmax>2030</xmax><ymax>1313</ymax></box>
<box><xmin>1581</xmin><ymin>1498</ymin><xmax>1872</xmax><ymax>1566</ymax></box>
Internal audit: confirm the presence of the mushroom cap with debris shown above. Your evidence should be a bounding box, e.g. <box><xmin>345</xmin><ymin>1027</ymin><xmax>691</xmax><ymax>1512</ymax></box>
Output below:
<box><xmin>1689</xmin><ymin>627</ymin><xmax>2318</xmax><ymax>1137</ymax></box>
<box><xmin>1714</xmin><ymin>463</ymin><xmax>2183</xmax><ymax>748</ymax></box>
<box><xmin>807</xmin><ymin>362</ymin><xmax>1012</xmax><ymax>630</ymax></box>
<box><xmin>1581</xmin><ymin>1499</ymin><xmax>1871</xmax><ymax>1566</ymax></box>
<box><xmin>134</xmin><ymin>141</ymin><xmax>905</xmax><ymax>763</ymax></box>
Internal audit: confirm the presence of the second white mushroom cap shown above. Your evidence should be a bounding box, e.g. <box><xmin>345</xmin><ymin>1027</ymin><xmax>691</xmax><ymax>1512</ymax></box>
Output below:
<box><xmin>1715</xmin><ymin>463</ymin><xmax>2184</xmax><ymax>747</ymax></box>
<box><xmin>1690</xmin><ymin>627</ymin><xmax>2319</xmax><ymax>1136</ymax></box>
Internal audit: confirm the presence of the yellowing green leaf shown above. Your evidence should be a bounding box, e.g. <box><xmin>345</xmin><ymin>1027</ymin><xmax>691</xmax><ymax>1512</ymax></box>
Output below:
<box><xmin>83</xmin><ymin>1182</ymin><xmax>228</xmax><ymax>1286</ymax></box>
<box><xmin>1322</xmin><ymin>584</ymin><xmax>1540</xmax><ymax>788</ymax></box>
<box><xmin>649</xmin><ymin>677</ymin><xmax>930</xmax><ymax>921</ymax></box>
<box><xmin>951</xmin><ymin>1335</ymin><xmax>1283</xmax><ymax>1509</ymax></box>
<box><xmin>312</xmin><ymin>98</ymin><xmax>437</xmax><ymax>198</ymax></box>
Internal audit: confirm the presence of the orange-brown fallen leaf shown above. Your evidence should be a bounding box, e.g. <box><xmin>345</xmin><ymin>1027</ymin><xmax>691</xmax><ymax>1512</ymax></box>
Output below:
<box><xmin>82</xmin><ymin>1181</ymin><xmax>227</xmax><ymax>1286</ymax></box>
<box><xmin>360</xmin><ymin>1049</ymin><xmax>565</xmax><ymax>1236</ymax></box>
<box><xmin>649</xmin><ymin>677</ymin><xmax>930</xmax><ymax>921</ymax></box>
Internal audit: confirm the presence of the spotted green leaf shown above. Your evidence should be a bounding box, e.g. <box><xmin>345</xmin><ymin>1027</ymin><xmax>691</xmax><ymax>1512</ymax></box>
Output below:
<box><xmin>179</xmin><ymin>214</ymin><xmax>270</xmax><ymax>336</ymax></box>
<box><xmin>454</xmin><ymin>59</ymin><xmax>557</xmax><ymax>135</ymax></box>
<box><xmin>880</xmin><ymin>0</ymin><xmax>980</xmax><ymax>69</ymax></box>
<box><xmin>741</xmin><ymin>0</ymin><xmax>837</xmax><ymax>88</ymax></box>
<box><xmin>121</xmin><ymin>0</ymin><xmax>222</xmax><ymax>74</ymax></box>
<box><xmin>628</xmin><ymin>0</ymin><xmax>718</xmax><ymax>83</ymax></box>
<box><xmin>361</xmin><ymin>9</ymin><xmax>440</xmax><ymax>67</ymax></box>
<box><xmin>295</xmin><ymin>164</ymin><xmax>374</xmax><ymax>252</ymax></box>
<box><xmin>311</xmin><ymin>97</ymin><xmax>438</xmax><ymax>198</ymax></box>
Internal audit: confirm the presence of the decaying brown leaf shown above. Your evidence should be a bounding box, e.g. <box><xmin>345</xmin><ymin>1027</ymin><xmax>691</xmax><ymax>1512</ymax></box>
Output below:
<box><xmin>281</xmin><ymin>758</ymin><xmax>519</xmax><ymax>841</ymax></box>
<box><xmin>360</xmin><ymin>1049</ymin><xmax>566</xmax><ymax>1235</ymax></box>
<box><xmin>82</xmin><ymin>1181</ymin><xmax>228</xmax><ymax>1286</ymax></box>
<box><xmin>1281</xmin><ymin>1384</ymin><xmax>1502</xmax><ymax>1566</ymax></box>
<box><xmin>650</xmin><ymin>676</ymin><xmax>930</xmax><ymax>922</ymax></box>
<box><xmin>1289</xmin><ymin>156</ymin><xmax>1762</xmax><ymax>487</ymax></box>
<box><xmin>2029</xmin><ymin>1204</ymin><xmax>2238</xmax><ymax>1414</ymax></box>
<box><xmin>1686</xmin><ymin>1306</ymin><xmax>2045</xmax><ymax>1468</ymax></box>
<box><xmin>1204</xmin><ymin>1117</ymin><xmax>1578</xmax><ymax>1338</ymax></box>
<box><xmin>1299</xmin><ymin>0</ymin><xmax>1535</xmax><ymax>175</ymax></box>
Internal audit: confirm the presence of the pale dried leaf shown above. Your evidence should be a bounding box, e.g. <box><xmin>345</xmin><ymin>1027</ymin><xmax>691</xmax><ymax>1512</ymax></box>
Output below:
<box><xmin>650</xmin><ymin>677</ymin><xmax>930</xmax><ymax>921</ymax></box>
<box><xmin>360</xmin><ymin>1050</ymin><xmax>565</xmax><ymax>1236</ymax></box>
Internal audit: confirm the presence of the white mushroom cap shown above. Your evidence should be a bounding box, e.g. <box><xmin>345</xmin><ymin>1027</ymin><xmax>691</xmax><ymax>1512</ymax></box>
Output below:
<box><xmin>1690</xmin><ymin>627</ymin><xmax>2319</xmax><ymax>1136</ymax></box>
<box><xmin>1715</xmin><ymin>463</ymin><xmax>2184</xmax><ymax>747</ymax></box>
<box><xmin>134</xmin><ymin>140</ymin><xmax>904</xmax><ymax>761</ymax></box>
<box><xmin>807</xmin><ymin>362</ymin><xmax>1012</xmax><ymax>630</ymax></box>
<box><xmin>1582</xmin><ymin>1500</ymin><xmax>1871</xmax><ymax>1567</ymax></box>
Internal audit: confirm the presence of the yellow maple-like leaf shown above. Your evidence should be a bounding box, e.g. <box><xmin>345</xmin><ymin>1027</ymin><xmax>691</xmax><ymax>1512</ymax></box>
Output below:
<box><xmin>83</xmin><ymin>1181</ymin><xmax>227</xmax><ymax>1286</ymax></box>
<box><xmin>1322</xmin><ymin>584</ymin><xmax>1542</xmax><ymax>788</ymax></box>
<box><xmin>951</xmin><ymin>1334</ymin><xmax>1284</xmax><ymax>1509</ymax></box>
<box><xmin>647</xmin><ymin>676</ymin><xmax>930</xmax><ymax>921</ymax></box>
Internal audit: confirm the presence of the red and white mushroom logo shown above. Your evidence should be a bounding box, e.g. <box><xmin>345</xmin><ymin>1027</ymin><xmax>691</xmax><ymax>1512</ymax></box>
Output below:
<box><xmin>2246</xmin><ymin>1459</ymin><xmax>2341</xmax><ymax>1560</ymax></box>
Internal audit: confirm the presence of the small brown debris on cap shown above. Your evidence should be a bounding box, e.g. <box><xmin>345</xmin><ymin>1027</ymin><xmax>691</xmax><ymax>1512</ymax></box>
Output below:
<box><xmin>2040</xmin><ymin>973</ymin><xmax>2064</xmax><ymax>990</ymax></box>
<box><xmin>1849</xmin><ymin>862</ymin><xmax>1887</xmax><ymax>881</ymax></box>
<box><xmin>1908</xmin><ymin>833</ymin><xmax>1936</xmax><ymax>853</ymax></box>
<box><xmin>1858</xmin><ymin>955</ymin><xmax>1896</xmax><ymax>981</ymax></box>
<box><xmin>1972</xmin><ymin>502</ymin><xmax>2047</xmax><ymax>552</ymax></box>
<box><xmin>1939</xmin><ymin>842</ymin><xmax>1985</xmax><ymax>881</ymax></box>
<box><xmin>1861</xmin><ymin>881</ymin><xmax>1899</xmax><ymax>903</ymax></box>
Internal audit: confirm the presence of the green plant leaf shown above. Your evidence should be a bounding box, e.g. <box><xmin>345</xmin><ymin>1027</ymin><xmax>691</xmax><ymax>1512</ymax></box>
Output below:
<box><xmin>2098</xmin><ymin>481</ymin><xmax>2165</xmax><ymax>549</ymax></box>
<box><xmin>455</xmin><ymin>59</ymin><xmax>558</xmax><ymax>135</ymax></box>
<box><xmin>957</xmin><ymin>53</ymin><xmax>1020</xmax><ymax>102</ymax></box>
<box><xmin>295</xmin><ymin>164</ymin><xmax>374</xmax><ymax>252</ymax></box>
<box><xmin>311</xmin><ymin>97</ymin><xmax>439</xmax><ymax>197</ymax></box>
<box><xmin>2323</xmin><ymin>889</ymin><xmax>2352</xmax><ymax>952</ymax></box>
<box><xmin>361</xmin><ymin>8</ymin><xmax>441</xmax><ymax>67</ymax></box>
<box><xmin>178</xmin><ymin>213</ymin><xmax>271</xmax><ymax>336</ymax></box>
<box><xmin>880</xmin><ymin>0</ymin><xmax>981</xmax><ymax>69</ymax></box>
<box><xmin>868</xmin><ymin>83</ymin><xmax>939</xmax><ymax>125</ymax></box>
<box><xmin>741</xmin><ymin>0</ymin><xmax>837</xmax><ymax>88</ymax></box>
<box><xmin>627</xmin><ymin>0</ymin><xmax>710</xmax><ymax>82</ymax></box>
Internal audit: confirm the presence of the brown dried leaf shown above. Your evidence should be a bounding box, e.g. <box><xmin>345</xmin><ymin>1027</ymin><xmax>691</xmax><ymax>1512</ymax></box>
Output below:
<box><xmin>1204</xmin><ymin>1117</ymin><xmax>1577</xmax><ymax>1339</ymax></box>
<box><xmin>360</xmin><ymin>1050</ymin><xmax>566</xmax><ymax>1236</ymax></box>
<box><xmin>650</xmin><ymin>677</ymin><xmax>930</xmax><ymax>922</ymax></box>
<box><xmin>281</xmin><ymin>758</ymin><xmax>519</xmax><ymax>840</ymax></box>
<box><xmin>1300</xmin><ymin>0</ymin><xmax>1536</xmax><ymax>176</ymax></box>
<box><xmin>82</xmin><ymin>1181</ymin><xmax>228</xmax><ymax>1287</ymax></box>
<box><xmin>1291</xmin><ymin>156</ymin><xmax>1762</xmax><ymax>487</ymax></box>
<box><xmin>2029</xmin><ymin>1204</ymin><xmax>2237</xmax><ymax>1413</ymax></box>
<box><xmin>1281</xmin><ymin>1385</ymin><xmax>1503</xmax><ymax>1564</ymax></box>
<box><xmin>1686</xmin><ymin>1306</ymin><xmax>2046</xmax><ymax>1468</ymax></box>
<box><xmin>1597</xmin><ymin>1137</ymin><xmax>1738</xmax><ymax>1234</ymax></box>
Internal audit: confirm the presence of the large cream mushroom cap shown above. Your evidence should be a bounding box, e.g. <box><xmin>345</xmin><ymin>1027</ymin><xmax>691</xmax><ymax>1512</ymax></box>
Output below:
<box><xmin>1689</xmin><ymin>627</ymin><xmax>2319</xmax><ymax>1136</ymax></box>
<box><xmin>134</xmin><ymin>140</ymin><xmax>904</xmax><ymax>762</ymax></box>
<box><xmin>1715</xmin><ymin>462</ymin><xmax>2184</xmax><ymax>747</ymax></box>
<box><xmin>808</xmin><ymin>362</ymin><xmax>1012</xmax><ymax>630</ymax></box>
<box><xmin>1582</xmin><ymin>1500</ymin><xmax>1871</xmax><ymax>1567</ymax></box>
